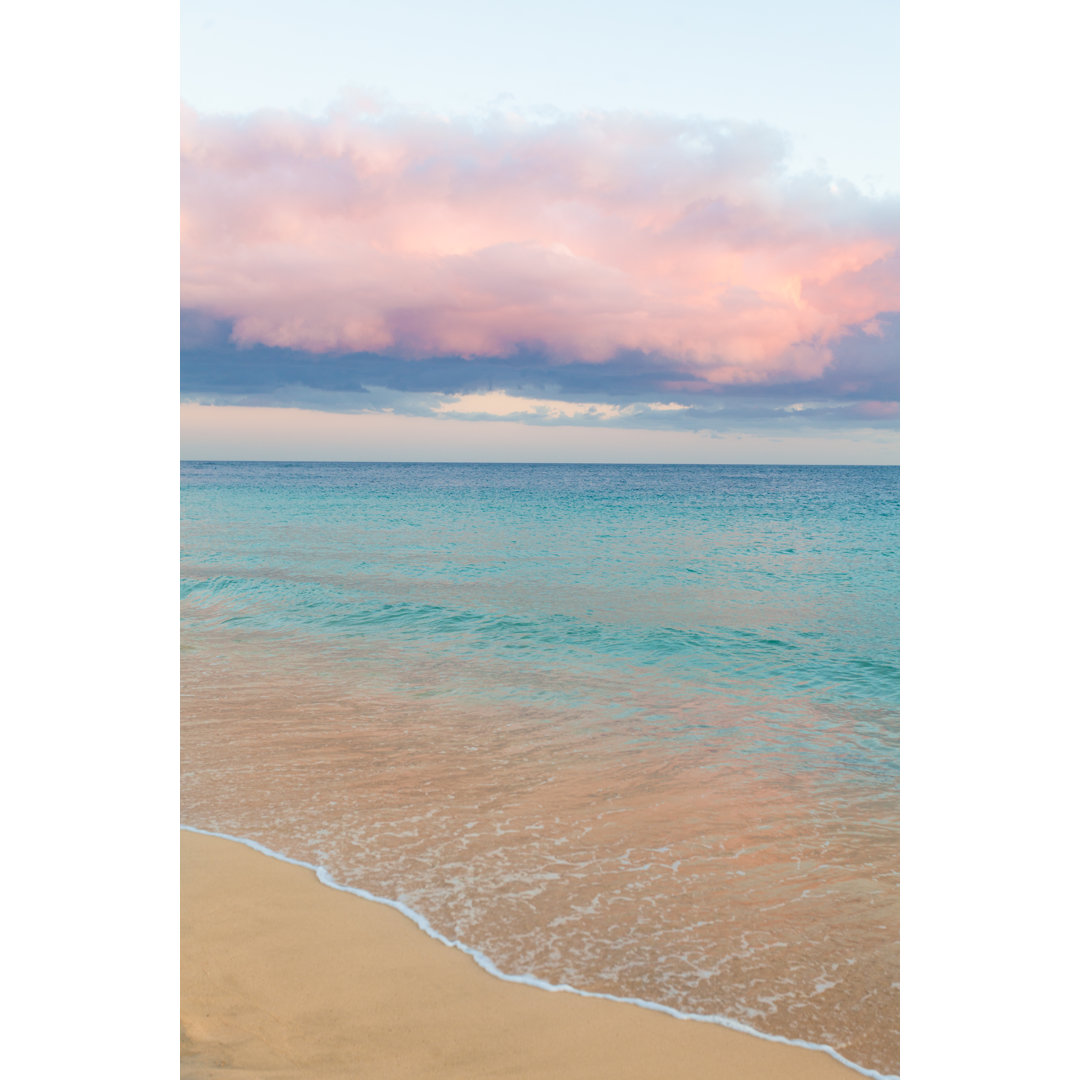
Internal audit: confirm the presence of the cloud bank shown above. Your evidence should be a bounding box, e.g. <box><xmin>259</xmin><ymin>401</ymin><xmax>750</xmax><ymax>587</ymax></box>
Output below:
<box><xmin>181</xmin><ymin>100</ymin><xmax>898</xmax><ymax>430</ymax></box>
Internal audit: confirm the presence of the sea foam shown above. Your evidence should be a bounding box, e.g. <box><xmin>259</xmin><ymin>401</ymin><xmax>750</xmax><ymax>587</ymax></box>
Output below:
<box><xmin>182</xmin><ymin>824</ymin><xmax>898</xmax><ymax>1080</ymax></box>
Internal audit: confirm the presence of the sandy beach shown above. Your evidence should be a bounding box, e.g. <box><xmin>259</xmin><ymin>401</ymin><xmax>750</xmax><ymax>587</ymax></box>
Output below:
<box><xmin>181</xmin><ymin>829</ymin><xmax>862</xmax><ymax>1079</ymax></box>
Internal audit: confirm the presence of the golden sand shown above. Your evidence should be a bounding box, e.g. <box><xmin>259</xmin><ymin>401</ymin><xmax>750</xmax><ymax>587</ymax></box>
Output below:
<box><xmin>181</xmin><ymin>830</ymin><xmax>858</xmax><ymax>1079</ymax></box>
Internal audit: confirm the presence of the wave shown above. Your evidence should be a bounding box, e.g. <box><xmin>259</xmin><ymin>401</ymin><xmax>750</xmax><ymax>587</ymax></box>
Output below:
<box><xmin>181</xmin><ymin>824</ymin><xmax>898</xmax><ymax>1080</ymax></box>
<box><xmin>180</xmin><ymin>573</ymin><xmax>898</xmax><ymax>703</ymax></box>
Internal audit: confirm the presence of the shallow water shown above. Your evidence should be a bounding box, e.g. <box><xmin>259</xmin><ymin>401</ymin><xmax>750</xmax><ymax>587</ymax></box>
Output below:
<box><xmin>181</xmin><ymin>462</ymin><xmax>899</xmax><ymax>1075</ymax></box>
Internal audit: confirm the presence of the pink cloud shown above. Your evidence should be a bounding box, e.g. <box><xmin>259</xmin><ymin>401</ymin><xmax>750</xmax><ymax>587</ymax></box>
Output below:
<box><xmin>181</xmin><ymin>102</ymin><xmax>899</xmax><ymax>385</ymax></box>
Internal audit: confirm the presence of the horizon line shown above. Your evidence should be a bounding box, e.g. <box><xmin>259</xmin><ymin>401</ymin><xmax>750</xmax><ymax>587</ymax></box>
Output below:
<box><xmin>180</xmin><ymin>459</ymin><xmax>899</xmax><ymax>467</ymax></box>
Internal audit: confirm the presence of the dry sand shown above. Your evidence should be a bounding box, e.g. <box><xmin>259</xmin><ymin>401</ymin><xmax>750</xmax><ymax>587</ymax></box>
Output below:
<box><xmin>181</xmin><ymin>829</ymin><xmax>859</xmax><ymax>1079</ymax></box>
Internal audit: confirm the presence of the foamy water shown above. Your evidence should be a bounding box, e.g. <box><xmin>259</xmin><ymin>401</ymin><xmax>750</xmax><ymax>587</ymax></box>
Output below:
<box><xmin>181</xmin><ymin>462</ymin><xmax>899</xmax><ymax>1075</ymax></box>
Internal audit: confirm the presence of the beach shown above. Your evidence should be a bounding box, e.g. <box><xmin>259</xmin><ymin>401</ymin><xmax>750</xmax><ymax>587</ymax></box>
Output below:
<box><xmin>181</xmin><ymin>463</ymin><xmax>899</xmax><ymax>1075</ymax></box>
<box><xmin>181</xmin><ymin>829</ymin><xmax>863</xmax><ymax>1079</ymax></box>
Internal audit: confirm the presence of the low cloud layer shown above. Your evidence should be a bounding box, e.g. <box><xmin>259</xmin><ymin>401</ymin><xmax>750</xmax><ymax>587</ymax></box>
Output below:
<box><xmin>182</xmin><ymin>100</ymin><xmax>899</xmax><ymax>405</ymax></box>
<box><xmin>182</xmin><ymin>308</ymin><xmax>898</xmax><ymax>434</ymax></box>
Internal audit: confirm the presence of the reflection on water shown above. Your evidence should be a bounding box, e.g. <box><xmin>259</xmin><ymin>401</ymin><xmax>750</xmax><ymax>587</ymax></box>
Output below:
<box><xmin>182</xmin><ymin>463</ymin><xmax>899</xmax><ymax>1075</ymax></box>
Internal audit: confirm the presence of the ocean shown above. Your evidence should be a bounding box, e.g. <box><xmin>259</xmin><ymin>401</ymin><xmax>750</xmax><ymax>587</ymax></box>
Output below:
<box><xmin>180</xmin><ymin>461</ymin><xmax>899</xmax><ymax>1077</ymax></box>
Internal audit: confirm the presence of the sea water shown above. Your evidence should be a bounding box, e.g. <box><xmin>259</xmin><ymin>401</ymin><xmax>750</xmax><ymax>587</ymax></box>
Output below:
<box><xmin>181</xmin><ymin>462</ymin><xmax>899</xmax><ymax>1076</ymax></box>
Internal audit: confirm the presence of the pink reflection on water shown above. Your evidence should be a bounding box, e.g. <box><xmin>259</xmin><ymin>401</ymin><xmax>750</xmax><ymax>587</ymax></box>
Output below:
<box><xmin>182</xmin><ymin>626</ymin><xmax>898</xmax><ymax>1074</ymax></box>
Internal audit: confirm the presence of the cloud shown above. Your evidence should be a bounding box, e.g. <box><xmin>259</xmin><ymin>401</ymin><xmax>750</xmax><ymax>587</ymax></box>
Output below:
<box><xmin>181</xmin><ymin>309</ymin><xmax>899</xmax><ymax>433</ymax></box>
<box><xmin>181</xmin><ymin>99</ymin><xmax>898</xmax><ymax>391</ymax></box>
<box><xmin>432</xmin><ymin>390</ymin><xmax>689</xmax><ymax>421</ymax></box>
<box><xmin>180</xmin><ymin>403</ymin><xmax>901</xmax><ymax>466</ymax></box>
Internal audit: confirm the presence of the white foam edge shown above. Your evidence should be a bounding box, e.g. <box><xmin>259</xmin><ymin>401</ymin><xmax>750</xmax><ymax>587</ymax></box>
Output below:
<box><xmin>181</xmin><ymin>824</ymin><xmax>898</xmax><ymax>1080</ymax></box>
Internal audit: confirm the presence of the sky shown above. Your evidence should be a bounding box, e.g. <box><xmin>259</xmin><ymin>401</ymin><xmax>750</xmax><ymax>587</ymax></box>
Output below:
<box><xmin>180</xmin><ymin>0</ymin><xmax>899</xmax><ymax>462</ymax></box>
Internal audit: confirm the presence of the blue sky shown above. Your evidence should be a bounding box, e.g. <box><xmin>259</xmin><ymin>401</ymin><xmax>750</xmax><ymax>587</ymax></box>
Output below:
<box><xmin>181</xmin><ymin>0</ymin><xmax>898</xmax><ymax>195</ymax></box>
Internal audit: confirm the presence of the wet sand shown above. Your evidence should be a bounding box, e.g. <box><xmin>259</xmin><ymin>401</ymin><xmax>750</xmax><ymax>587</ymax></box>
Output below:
<box><xmin>181</xmin><ymin>830</ymin><xmax>860</xmax><ymax>1079</ymax></box>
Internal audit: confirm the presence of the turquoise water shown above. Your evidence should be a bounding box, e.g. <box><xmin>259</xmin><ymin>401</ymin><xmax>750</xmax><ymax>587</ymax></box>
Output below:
<box><xmin>181</xmin><ymin>462</ymin><xmax>899</xmax><ymax>1075</ymax></box>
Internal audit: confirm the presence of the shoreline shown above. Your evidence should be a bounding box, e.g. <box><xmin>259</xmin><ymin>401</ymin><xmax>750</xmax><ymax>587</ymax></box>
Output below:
<box><xmin>181</xmin><ymin>826</ymin><xmax>891</xmax><ymax>1079</ymax></box>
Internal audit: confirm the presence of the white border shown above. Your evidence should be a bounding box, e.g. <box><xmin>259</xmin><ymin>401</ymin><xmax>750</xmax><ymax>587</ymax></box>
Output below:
<box><xmin>904</xmin><ymin>1</ymin><xmax>1076</xmax><ymax>1076</ymax></box>
<box><xmin>6</xmin><ymin>2</ymin><xmax>176</xmax><ymax>1076</ymax></box>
